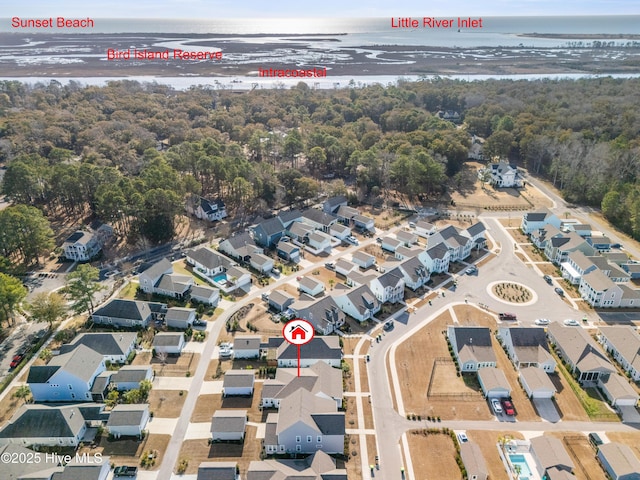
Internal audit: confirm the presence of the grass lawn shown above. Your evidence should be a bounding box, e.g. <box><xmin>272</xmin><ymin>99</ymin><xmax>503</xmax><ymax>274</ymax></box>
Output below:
<box><xmin>119</xmin><ymin>281</ymin><xmax>139</xmax><ymax>299</ymax></box>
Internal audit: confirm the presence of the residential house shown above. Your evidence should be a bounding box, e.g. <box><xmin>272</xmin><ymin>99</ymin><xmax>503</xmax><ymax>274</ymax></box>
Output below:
<box><xmin>609</xmin><ymin>263</ymin><xmax>631</xmax><ymax>283</ymax></box>
<box><xmin>247</xmin><ymin>450</ymin><xmax>347</xmax><ymax>480</ymax></box>
<box><xmin>561</xmin><ymin>250</ymin><xmax>597</xmax><ymax>285</ymax></box>
<box><xmin>307</xmin><ymin>231</ymin><xmax>332</xmax><ymax>253</ymax></box>
<box><xmin>598</xmin><ymin>326</ymin><xmax>640</xmax><ymax>381</ymax></box>
<box><xmin>323</xmin><ymin>196</ymin><xmax>348</xmax><ymax>214</ymax></box>
<box><xmin>519</xmin><ymin>367</ymin><xmax>557</xmax><ymax>399</ymax></box>
<box><xmin>335</xmin><ymin>258</ymin><xmax>356</xmax><ymax>277</ymax></box>
<box><xmin>1</xmin><ymin>444</ymin><xmax>64</xmax><ymax>479</ymax></box>
<box><xmin>261</xmin><ymin>361</ymin><xmax>343</xmax><ymax>410</ymax></box>
<box><xmin>252</xmin><ymin>217</ymin><xmax>286</xmax><ymax>248</ymax></box>
<box><xmin>468</xmin><ymin>134</ymin><xmax>485</xmax><ymax>160</ymax></box>
<box><xmin>277</xmin><ymin>209</ymin><xmax>303</xmax><ymax>229</ymax></box>
<box><xmin>369</xmin><ymin>268</ymin><xmax>405</xmax><ymax>303</ymax></box>
<box><xmin>604</xmin><ymin>252</ymin><xmax>631</xmax><ymax>266</ymax></box>
<box><xmin>268</xmin><ymin>290</ymin><xmax>295</xmax><ymax>312</ymax></box>
<box><xmin>380</xmin><ymin>236</ymin><xmax>402</xmax><ymax>252</ymax></box>
<box><xmin>53</xmin><ymin>456</ymin><xmax>111</xmax><ymax>480</ymax></box>
<box><xmin>186</xmin><ymin>246</ymin><xmax>234</xmax><ymax>278</ymax></box>
<box><xmin>352</xmin><ymin>213</ymin><xmax>375</xmax><ymax>232</ymax></box>
<box><xmin>395</xmin><ymin>246</ymin><xmax>422</xmax><ymax>261</ymax></box>
<box><xmin>287</xmin><ymin>221</ymin><xmax>314</xmax><ymax>242</ymax></box>
<box><xmin>107</xmin><ymin>404</ymin><xmax>150</xmax><ymax>438</ymax></box>
<box><xmin>428</xmin><ymin>225</ymin><xmax>473</xmax><ymax>261</ymax></box>
<box><xmin>465</xmin><ymin>221</ymin><xmax>487</xmax><ymax>246</ymax></box>
<box><xmin>597</xmin><ymin>442</ymin><xmax>640</xmax><ymax>480</ymax></box>
<box><xmin>351</xmin><ymin>251</ymin><xmax>376</xmax><ymax>269</ymax></box>
<box><xmin>329</xmin><ymin>223</ymin><xmax>351</xmax><ymax>240</ymax></box>
<box><xmin>335</xmin><ymin>204</ymin><xmax>373</xmax><ymax>231</ymax></box>
<box><xmin>578</xmin><ymin>269</ymin><xmax>624</xmax><ymax>307</ymax></box>
<box><xmin>587</xmin><ymin>235</ymin><xmax>613</xmax><ymax>252</ymax></box>
<box><xmin>521</xmin><ymin>208</ymin><xmax>562</xmax><ymax>235</ymax></box>
<box><xmin>0</xmin><ymin>404</ymin><xmax>99</xmax><ymax>447</ymax></box>
<box><xmin>622</xmin><ymin>262</ymin><xmax>640</xmax><ymax>279</ymax></box>
<box><xmin>218</xmin><ymin>232</ymin><xmax>263</xmax><ymax>262</ymax></box>
<box><xmin>91</xmin><ymin>299</ymin><xmax>155</xmax><ymax>328</ymax></box>
<box><xmin>233</xmin><ymin>336</ymin><xmax>261</xmax><ymax>359</ymax></box>
<box><xmin>139</xmin><ymin>258</ymin><xmax>193</xmax><ymax>299</ymax></box>
<box><xmin>110</xmin><ymin>365</ymin><xmax>153</xmax><ymax>391</ymax></box>
<box><xmin>212</xmin><ymin>265</ymin><xmax>252</xmax><ymax>294</ymax></box>
<box><xmin>419</xmin><ymin>243</ymin><xmax>451</xmax><ymax>273</ymax></box>
<box><xmin>460</xmin><ymin>442</ymin><xmax>488</xmax><ymax>480</ymax></box>
<box><xmin>165</xmin><ymin>307</ymin><xmax>196</xmax><ymax>329</ymax></box>
<box><xmin>597</xmin><ymin>373</ymin><xmax>639</xmax><ymax>407</ymax></box>
<box><xmin>544</xmin><ymin>232</ymin><xmax>596</xmax><ymax>265</ymax></box>
<box><xmin>300</xmin><ymin>209</ymin><xmax>338</xmax><ymax>233</ymax></box>
<box><xmin>530</xmin><ymin>436</ymin><xmax>575</xmax><ymax>478</ymax></box>
<box><xmin>290</xmin><ymin>297</ymin><xmax>345</xmax><ymax>335</ymax></box>
<box><xmin>396</xmin><ymin>230</ymin><xmax>418</xmax><ymax>247</ymax></box>
<box><xmin>497</xmin><ymin>327</ymin><xmax>556</xmax><ymax>372</ymax></box>
<box><xmin>189</xmin><ymin>284</ymin><xmax>219</xmax><ymax>307</ymax></box>
<box><xmin>485</xmin><ymin>161</ymin><xmax>524</xmax><ymax>188</ymax></box>
<box><xmin>297</xmin><ymin>276</ymin><xmax>325</xmax><ymax>297</ymax></box>
<box><xmin>28</xmin><ymin>344</ymin><xmax>105</xmax><ymax>402</ymax></box>
<box><xmin>477</xmin><ymin>367</ymin><xmax>511</xmax><ymax>398</ymax></box>
<box><xmin>153</xmin><ymin>332</ymin><xmax>186</xmax><ymax>355</ymax></box>
<box><xmin>211</xmin><ymin>410</ymin><xmax>247</xmax><ymax>441</ymax></box>
<box><xmin>186</xmin><ymin>195</ymin><xmax>227</xmax><ymax>222</ymax></box>
<box><xmin>531</xmin><ymin>224</ymin><xmax>563</xmax><ymax>250</ymax></box>
<box><xmin>249</xmin><ymin>253</ymin><xmax>275</xmax><ymax>274</ymax></box>
<box><xmin>415</xmin><ymin>220</ymin><xmax>437</xmax><ymax>238</ymax></box>
<box><xmin>62</xmin><ymin>227</ymin><xmax>110</xmax><ymax>262</ymax></box>
<box><xmin>59</xmin><ymin>332</ymin><xmax>137</xmax><ymax>364</ymax></box>
<box><xmin>335</xmin><ymin>205</ymin><xmax>359</xmax><ymax>224</ymax></box>
<box><xmin>547</xmin><ymin>322</ymin><xmax>614</xmax><ymax>383</ymax></box>
<box><xmin>263</xmin><ymin>389</ymin><xmax>344</xmax><ymax>454</ymax></box>
<box><xmin>276</xmin><ymin>336</ymin><xmax>342</xmax><ymax>368</ymax></box>
<box><xmin>276</xmin><ymin>240</ymin><xmax>300</xmax><ymax>262</ymax></box>
<box><xmin>223</xmin><ymin>370</ymin><xmax>255</xmax><ymax>396</ymax></box>
<box><xmin>198</xmin><ymin>462</ymin><xmax>239</xmax><ymax>480</ymax></box>
<box><xmin>447</xmin><ymin>326</ymin><xmax>496</xmax><ymax>372</ymax></box>
<box><xmin>345</xmin><ymin>270</ymin><xmax>377</xmax><ymax>289</ymax></box>
<box><xmin>334</xmin><ymin>285</ymin><xmax>381</xmax><ymax>322</ymax></box>
<box><xmin>396</xmin><ymin>256</ymin><xmax>430</xmax><ymax>290</ymax></box>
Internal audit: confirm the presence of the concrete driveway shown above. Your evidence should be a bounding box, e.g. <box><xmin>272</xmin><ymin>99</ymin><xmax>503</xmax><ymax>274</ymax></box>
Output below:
<box><xmin>532</xmin><ymin>398</ymin><xmax>561</xmax><ymax>423</ymax></box>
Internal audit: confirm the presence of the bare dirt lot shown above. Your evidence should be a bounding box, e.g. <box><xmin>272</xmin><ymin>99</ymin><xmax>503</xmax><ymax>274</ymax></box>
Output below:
<box><xmin>407</xmin><ymin>430</ymin><xmax>461</xmax><ymax>480</ymax></box>
<box><xmin>191</xmin><ymin>383</ymin><xmax>263</xmax><ymax>423</ymax></box>
<box><xmin>344</xmin><ymin>433</ymin><xmax>362</xmax><ymax>480</ymax></box>
<box><xmin>547</xmin><ymin>432</ymin><xmax>607</xmax><ymax>480</ymax></box>
<box><xmin>151</xmin><ymin>352</ymin><xmax>200</xmax><ymax>377</ymax></box>
<box><xmin>93</xmin><ymin>433</ymin><xmax>171</xmax><ymax>470</ymax></box>
<box><xmin>395</xmin><ymin>308</ymin><xmax>493</xmax><ymax>420</ymax></box>
<box><xmin>605</xmin><ymin>431</ymin><xmax>640</xmax><ymax>457</ymax></box>
<box><xmin>148</xmin><ymin>390</ymin><xmax>187</xmax><ymax>418</ymax></box>
<box><xmin>0</xmin><ymin>387</ymin><xmax>26</xmax><ymax>424</ymax></box>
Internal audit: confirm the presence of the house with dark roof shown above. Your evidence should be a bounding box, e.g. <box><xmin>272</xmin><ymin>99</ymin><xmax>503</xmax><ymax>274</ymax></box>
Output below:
<box><xmin>247</xmin><ymin>450</ymin><xmax>346</xmax><ymax>480</ymax></box>
<box><xmin>599</xmin><ymin>326</ymin><xmax>640</xmax><ymax>382</ymax></box>
<box><xmin>396</xmin><ymin>256</ymin><xmax>430</xmax><ymax>290</ymax></box>
<box><xmin>190</xmin><ymin>284</ymin><xmax>219</xmax><ymax>306</ymax></box>
<box><xmin>276</xmin><ymin>336</ymin><xmax>342</xmax><ymax>368</ymax></box>
<box><xmin>110</xmin><ymin>365</ymin><xmax>153</xmax><ymax>391</ymax></box>
<box><xmin>497</xmin><ymin>327</ymin><xmax>556</xmax><ymax>372</ymax></box>
<box><xmin>218</xmin><ymin>232</ymin><xmax>263</xmax><ymax>262</ymax></box>
<box><xmin>91</xmin><ymin>299</ymin><xmax>156</xmax><ymax>328</ymax></box>
<box><xmin>323</xmin><ymin>196</ymin><xmax>348</xmax><ymax>214</ymax></box>
<box><xmin>429</xmin><ymin>225</ymin><xmax>474</xmax><ymax>261</ymax></box>
<box><xmin>290</xmin><ymin>297</ymin><xmax>345</xmax><ymax>335</ymax></box>
<box><xmin>369</xmin><ymin>267</ymin><xmax>405</xmax><ymax>303</ymax></box>
<box><xmin>28</xmin><ymin>344</ymin><xmax>106</xmax><ymax>402</ymax></box>
<box><xmin>277</xmin><ymin>209</ymin><xmax>303</xmax><ymax>229</ymax></box>
<box><xmin>419</xmin><ymin>243</ymin><xmax>451</xmax><ymax>273</ymax></box>
<box><xmin>52</xmin><ymin>455</ymin><xmax>111</xmax><ymax>480</ymax></box>
<box><xmin>211</xmin><ymin>410</ymin><xmax>247</xmax><ymax>442</ymax></box>
<box><xmin>597</xmin><ymin>442</ymin><xmax>640</xmax><ymax>480</ymax></box>
<box><xmin>0</xmin><ymin>404</ymin><xmax>100</xmax><ymax>447</ymax></box>
<box><xmin>276</xmin><ymin>240</ymin><xmax>300</xmax><ymax>262</ymax></box>
<box><xmin>547</xmin><ymin>322</ymin><xmax>614</xmax><ymax>383</ymax></box>
<box><xmin>165</xmin><ymin>307</ymin><xmax>196</xmax><ymax>329</ymax></box>
<box><xmin>0</xmin><ymin>444</ymin><xmax>63</xmax><ymax>479</ymax></box>
<box><xmin>233</xmin><ymin>336</ymin><xmax>261</xmax><ymax>359</ymax></box>
<box><xmin>261</xmin><ymin>361</ymin><xmax>342</xmax><ymax>410</ymax></box>
<box><xmin>521</xmin><ymin>208</ymin><xmax>562</xmax><ymax>235</ymax></box>
<box><xmin>252</xmin><ymin>217</ymin><xmax>286</xmax><ymax>248</ymax></box>
<box><xmin>544</xmin><ymin>231</ymin><xmax>596</xmax><ymax>265</ymax></box>
<box><xmin>334</xmin><ymin>285</ymin><xmax>381</xmax><ymax>322</ymax></box>
<box><xmin>153</xmin><ymin>332</ymin><xmax>186</xmax><ymax>355</ymax></box>
<box><xmin>186</xmin><ymin>246</ymin><xmax>234</xmax><ymax>277</ymax></box>
<box><xmin>300</xmin><ymin>209</ymin><xmax>338</xmax><ymax>233</ymax></box>
<box><xmin>335</xmin><ymin>205</ymin><xmax>359</xmax><ymax>224</ymax></box>
<box><xmin>531</xmin><ymin>224</ymin><xmax>563</xmax><ymax>250</ymax></box>
<box><xmin>223</xmin><ymin>370</ymin><xmax>255</xmax><ymax>396</ymax></box>
<box><xmin>263</xmin><ymin>389</ymin><xmax>344</xmax><ymax>454</ymax></box>
<box><xmin>287</xmin><ymin>221</ymin><xmax>314</xmax><ymax>243</ymax></box>
<box><xmin>107</xmin><ymin>404</ymin><xmax>150</xmax><ymax>438</ymax></box>
<box><xmin>59</xmin><ymin>332</ymin><xmax>137</xmax><ymax>364</ymax></box>
<box><xmin>267</xmin><ymin>290</ymin><xmax>295</xmax><ymax>313</ymax></box>
<box><xmin>297</xmin><ymin>276</ymin><xmax>325</xmax><ymax>297</ymax></box>
<box><xmin>186</xmin><ymin>195</ymin><xmax>227</xmax><ymax>222</ymax></box>
<box><xmin>197</xmin><ymin>462</ymin><xmax>239</xmax><ymax>480</ymax></box>
<box><xmin>139</xmin><ymin>257</ymin><xmax>193</xmax><ymax>299</ymax></box>
<box><xmin>62</xmin><ymin>230</ymin><xmax>103</xmax><ymax>262</ymax></box>
<box><xmin>447</xmin><ymin>326</ymin><xmax>496</xmax><ymax>372</ymax></box>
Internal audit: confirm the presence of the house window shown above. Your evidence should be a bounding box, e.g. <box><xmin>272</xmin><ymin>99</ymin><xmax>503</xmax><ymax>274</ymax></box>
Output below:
<box><xmin>296</xmin><ymin>445</ymin><xmax>301</xmax><ymax>452</ymax></box>
<box><xmin>279</xmin><ymin>445</ymin><xmax>285</xmax><ymax>452</ymax></box>
<box><xmin>68</xmin><ymin>384</ymin><xmax>73</xmax><ymax>389</ymax></box>
<box><xmin>307</xmin><ymin>435</ymin><xmax>312</xmax><ymax>442</ymax></box>
<box><xmin>71</xmin><ymin>393</ymin><xmax>75</xmax><ymax>399</ymax></box>
<box><xmin>317</xmin><ymin>436</ymin><xmax>322</xmax><ymax>443</ymax></box>
<box><xmin>296</xmin><ymin>436</ymin><xmax>301</xmax><ymax>443</ymax></box>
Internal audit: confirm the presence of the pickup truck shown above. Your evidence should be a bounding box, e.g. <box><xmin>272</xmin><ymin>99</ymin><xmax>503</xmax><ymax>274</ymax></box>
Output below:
<box><xmin>114</xmin><ymin>466</ymin><xmax>138</xmax><ymax>477</ymax></box>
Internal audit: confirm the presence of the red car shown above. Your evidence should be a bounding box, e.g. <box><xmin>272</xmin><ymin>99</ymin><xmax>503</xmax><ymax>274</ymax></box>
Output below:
<box><xmin>9</xmin><ymin>354</ymin><xmax>25</xmax><ymax>369</ymax></box>
<box><xmin>501</xmin><ymin>399</ymin><xmax>515</xmax><ymax>416</ymax></box>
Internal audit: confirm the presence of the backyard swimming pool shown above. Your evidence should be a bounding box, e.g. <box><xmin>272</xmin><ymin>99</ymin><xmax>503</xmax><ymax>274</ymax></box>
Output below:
<box><xmin>213</xmin><ymin>273</ymin><xmax>228</xmax><ymax>283</ymax></box>
<box><xmin>508</xmin><ymin>454</ymin><xmax>533</xmax><ymax>480</ymax></box>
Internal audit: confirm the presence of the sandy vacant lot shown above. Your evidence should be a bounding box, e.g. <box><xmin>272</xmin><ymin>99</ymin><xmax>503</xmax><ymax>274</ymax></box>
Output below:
<box><xmin>547</xmin><ymin>432</ymin><xmax>607</xmax><ymax>480</ymax></box>
<box><xmin>148</xmin><ymin>389</ymin><xmax>187</xmax><ymax>418</ymax></box>
<box><xmin>407</xmin><ymin>430</ymin><xmax>461</xmax><ymax>480</ymax></box>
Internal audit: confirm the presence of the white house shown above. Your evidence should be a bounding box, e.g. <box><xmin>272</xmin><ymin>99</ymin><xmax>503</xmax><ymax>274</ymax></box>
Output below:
<box><xmin>268</xmin><ymin>290</ymin><xmax>295</xmax><ymax>312</ymax></box>
<box><xmin>578</xmin><ymin>269</ymin><xmax>624</xmax><ymax>308</ymax></box>
<box><xmin>153</xmin><ymin>332</ymin><xmax>186</xmax><ymax>355</ymax></box>
<box><xmin>369</xmin><ymin>268</ymin><xmax>405</xmax><ymax>303</ymax></box>
<box><xmin>396</xmin><ymin>230</ymin><xmax>418</xmax><ymax>247</ymax></box>
<box><xmin>561</xmin><ymin>250</ymin><xmax>597</xmax><ymax>285</ymax></box>
<box><xmin>218</xmin><ymin>232</ymin><xmax>263</xmax><ymax>262</ymax></box>
<box><xmin>165</xmin><ymin>307</ymin><xmax>196</xmax><ymax>329</ymax></box>
<box><xmin>351</xmin><ymin>251</ymin><xmax>376</xmax><ymax>269</ymax></box>
<box><xmin>519</xmin><ymin>367</ymin><xmax>556</xmax><ymax>399</ymax></box>
<box><xmin>186</xmin><ymin>195</ymin><xmax>227</xmax><ymax>222</ymax></box>
<box><xmin>211</xmin><ymin>410</ymin><xmax>247</xmax><ymax>441</ymax></box>
<box><xmin>289</xmin><ymin>297</ymin><xmax>345</xmax><ymax>335</ymax></box>
<box><xmin>477</xmin><ymin>367</ymin><xmax>511</xmax><ymax>398</ymax></box>
<box><xmin>232</xmin><ymin>336</ymin><xmax>261</xmax><ymax>359</ymax></box>
<box><xmin>419</xmin><ymin>244</ymin><xmax>450</xmax><ymax>273</ymax></box>
<box><xmin>297</xmin><ymin>276</ymin><xmax>325</xmax><ymax>297</ymax></box>
<box><xmin>62</xmin><ymin>229</ymin><xmax>105</xmax><ymax>262</ymax></box>
<box><xmin>190</xmin><ymin>284</ymin><xmax>220</xmax><ymax>307</ymax></box>
<box><xmin>250</xmin><ymin>253</ymin><xmax>275</xmax><ymax>274</ymax></box>
<box><xmin>329</xmin><ymin>223</ymin><xmax>351</xmax><ymax>240</ymax></box>
<box><xmin>484</xmin><ymin>161</ymin><xmax>523</xmax><ymax>188</ymax></box>
<box><xmin>223</xmin><ymin>370</ymin><xmax>255</xmax><ymax>396</ymax></box>
<box><xmin>334</xmin><ymin>285</ymin><xmax>381</xmax><ymax>323</ymax></box>
<box><xmin>139</xmin><ymin>258</ymin><xmax>193</xmax><ymax>299</ymax></box>
<box><xmin>300</xmin><ymin>209</ymin><xmax>338</xmax><ymax>232</ymax></box>
<box><xmin>186</xmin><ymin>246</ymin><xmax>233</xmax><ymax>278</ymax></box>
<box><xmin>28</xmin><ymin>345</ymin><xmax>106</xmax><ymax>402</ymax></box>
<box><xmin>497</xmin><ymin>327</ymin><xmax>556</xmax><ymax>372</ymax></box>
<box><xmin>396</xmin><ymin>256</ymin><xmax>430</xmax><ymax>290</ymax></box>
<box><xmin>335</xmin><ymin>259</ymin><xmax>356</xmax><ymax>277</ymax></box>
<box><xmin>415</xmin><ymin>220</ymin><xmax>437</xmax><ymax>238</ymax></box>
<box><xmin>598</xmin><ymin>373</ymin><xmax>640</xmax><ymax>407</ymax></box>
<box><xmin>107</xmin><ymin>404</ymin><xmax>150</xmax><ymax>438</ymax></box>
<box><xmin>521</xmin><ymin>208</ymin><xmax>562</xmax><ymax>235</ymax></box>
<box><xmin>307</xmin><ymin>231</ymin><xmax>333</xmax><ymax>253</ymax></box>
<box><xmin>381</xmin><ymin>237</ymin><xmax>403</xmax><ymax>252</ymax></box>
<box><xmin>428</xmin><ymin>225</ymin><xmax>473</xmax><ymax>262</ymax></box>
<box><xmin>59</xmin><ymin>332</ymin><xmax>137</xmax><ymax>364</ymax></box>
<box><xmin>447</xmin><ymin>326</ymin><xmax>496</xmax><ymax>372</ymax></box>
<box><xmin>110</xmin><ymin>365</ymin><xmax>153</xmax><ymax>392</ymax></box>
<box><xmin>599</xmin><ymin>326</ymin><xmax>640</xmax><ymax>382</ymax></box>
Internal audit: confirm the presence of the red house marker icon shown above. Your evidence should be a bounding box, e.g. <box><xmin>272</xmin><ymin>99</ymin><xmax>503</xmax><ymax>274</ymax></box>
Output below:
<box><xmin>290</xmin><ymin>324</ymin><xmax>308</xmax><ymax>340</ymax></box>
<box><xmin>283</xmin><ymin>319</ymin><xmax>315</xmax><ymax>377</ymax></box>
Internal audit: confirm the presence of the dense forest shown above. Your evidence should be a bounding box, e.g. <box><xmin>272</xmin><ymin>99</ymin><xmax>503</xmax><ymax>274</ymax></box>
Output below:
<box><xmin>1</xmin><ymin>76</ymin><xmax>640</xmax><ymax>265</ymax></box>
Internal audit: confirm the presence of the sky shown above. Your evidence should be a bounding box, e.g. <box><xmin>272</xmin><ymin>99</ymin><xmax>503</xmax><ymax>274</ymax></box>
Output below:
<box><xmin>6</xmin><ymin>0</ymin><xmax>640</xmax><ymax>18</ymax></box>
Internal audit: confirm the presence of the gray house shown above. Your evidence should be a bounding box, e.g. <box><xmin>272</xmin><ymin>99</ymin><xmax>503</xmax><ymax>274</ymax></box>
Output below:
<box><xmin>447</xmin><ymin>326</ymin><xmax>496</xmax><ymax>372</ymax></box>
<box><xmin>91</xmin><ymin>299</ymin><xmax>156</xmax><ymax>328</ymax></box>
<box><xmin>211</xmin><ymin>410</ymin><xmax>247</xmax><ymax>441</ymax></box>
<box><xmin>597</xmin><ymin>442</ymin><xmax>640</xmax><ymax>480</ymax></box>
<box><xmin>59</xmin><ymin>332</ymin><xmax>137</xmax><ymax>364</ymax></box>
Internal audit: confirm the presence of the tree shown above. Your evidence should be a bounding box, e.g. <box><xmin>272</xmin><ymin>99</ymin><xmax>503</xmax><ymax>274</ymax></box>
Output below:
<box><xmin>479</xmin><ymin>168</ymin><xmax>492</xmax><ymax>190</ymax></box>
<box><xmin>12</xmin><ymin>385</ymin><xmax>31</xmax><ymax>404</ymax></box>
<box><xmin>106</xmin><ymin>390</ymin><xmax>119</xmax><ymax>408</ymax></box>
<box><xmin>139</xmin><ymin>379</ymin><xmax>153</xmax><ymax>401</ymax></box>
<box><xmin>0</xmin><ymin>205</ymin><xmax>55</xmax><ymax>266</ymax></box>
<box><xmin>28</xmin><ymin>292</ymin><xmax>67</xmax><ymax>329</ymax></box>
<box><xmin>123</xmin><ymin>388</ymin><xmax>142</xmax><ymax>404</ymax></box>
<box><xmin>64</xmin><ymin>264</ymin><xmax>103</xmax><ymax>314</ymax></box>
<box><xmin>0</xmin><ymin>273</ymin><xmax>27</xmax><ymax>327</ymax></box>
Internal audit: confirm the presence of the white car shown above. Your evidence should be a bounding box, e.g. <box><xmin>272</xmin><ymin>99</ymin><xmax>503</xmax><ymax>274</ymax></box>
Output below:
<box><xmin>491</xmin><ymin>399</ymin><xmax>503</xmax><ymax>414</ymax></box>
<box><xmin>457</xmin><ymin>433</ymin><xmax>468</xmax><ymax>443</ymax></box>
<box><xmin>535</xmin><ymin>318</ymin><xmax>550</xmax><ymax>325</ymax></box>
<box><xmin>564</xmin><ymin>319</ymin><xmax>580</xmax><ymax>326</ymax></box>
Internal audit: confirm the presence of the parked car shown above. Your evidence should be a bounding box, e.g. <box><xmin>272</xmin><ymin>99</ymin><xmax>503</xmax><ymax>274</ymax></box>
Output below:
<box><xmin>325</xmin><ymin>262</ymin><xmax>335</xmax><ymax>270</ymax></box>
<box><xmin>9</xmin><ymin>353</ymin><xmax>25</xmax><ymax>369</ymax></box>
<box><xmin>554</xmin><ymin>287</ymin><xmax>565</xmax><ymax>296</ymax></box>
<box><xmin>465</xmin><ymin>266</ymin><xmax>477</xmax><ymax>275</ymax></box>
<box><xmin>345</xmin><ymin>235</ymin><xmax>359</xmax><ymax>245</ymax></box>
<box><xmin>498</xmin><ymin>313</ymin><xmax>517</xmax><ymax>321</ymax></box>
<box><xmin>457</xmin><ymin>433</ymin><xmax>468</xmax><ymax>443</ymax></box>
<box><xmin>564</xmin><ymin>319</ymin><xmax>580</xmax><ymax>326</ymax></box>
<box><xmin>543</xmin><ymin>275</ymin><xmax>553</xmax><ymax>285</ymax></box>
<box><xmin>588</xmin><ymin>432</ymin><xmax>603</xmax><ymax>448</ymax></box>
<box><xmin>611</xmin><ymin>243</ymin><xmax>622</xmax><ymax>249</ymax></box>
<box><xmin>193</xmin><ymin>319</ymin><xmax>207</xmax><ymax>328</ymax></box>
<box><xmin>491</xmin><ymin>399</ymin><xmax>503</xmax><ymax>414</ymax></box>
<box><xmin>376</xmin><ymin>237</ymin><xmax>382</xmax><ymax>243</ymax></box>
<box><xmin>534</xmin><ymin>318</ymin><xmax>550</xmax><ymax>325</ymax></box>
<box><xmin>383</xmin><ymin>320</ymin><xmax>394</xmax><ymax>331</ymax></box>
<box><xmin>114</xmin><ymin>466</ymin><xmax>138</xmax><ymax>477</ymax></box>
<box><xmin>501</xmin><ymin>399</ymin><xmax>515</xmax><ymax>416</ymax></box>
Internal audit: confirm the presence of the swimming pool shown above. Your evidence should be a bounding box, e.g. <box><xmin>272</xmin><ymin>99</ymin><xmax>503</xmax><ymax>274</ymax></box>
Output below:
<box><xmin>213</xmin><ymin>273</ymin><xmax>228</xmax><ymax>283</ymax></box>
<box><xmin>508</xmin><ymin>454</ymin><xmax>533</xmax><ymax>479</ymax></box>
